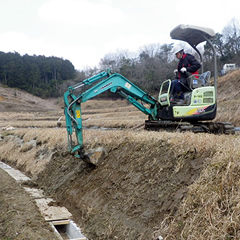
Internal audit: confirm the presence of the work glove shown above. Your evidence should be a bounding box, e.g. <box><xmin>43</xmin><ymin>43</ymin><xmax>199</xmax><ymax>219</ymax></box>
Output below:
<box><xmin>180</xmin><ymin>67</ymin><xmax>187</xmax><ymax>73</ymax></box>
<box><xmin>173</xmin><ymin>69</ymin><xmax>178</xmax><ymax>74</ymax></box>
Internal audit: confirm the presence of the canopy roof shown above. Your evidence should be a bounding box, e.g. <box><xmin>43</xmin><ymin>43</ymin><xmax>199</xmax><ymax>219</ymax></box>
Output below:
<box><xmin>170</xmin><ymin>24</ymin><xmax>215</xmax><ymax>46</ymax></box>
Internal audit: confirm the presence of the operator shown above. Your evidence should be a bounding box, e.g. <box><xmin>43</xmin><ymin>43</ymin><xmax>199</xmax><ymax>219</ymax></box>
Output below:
<box><xmin>170</xmin><ymin>49</ymin><xmax>201</xmax><ymax>101</ymax></box>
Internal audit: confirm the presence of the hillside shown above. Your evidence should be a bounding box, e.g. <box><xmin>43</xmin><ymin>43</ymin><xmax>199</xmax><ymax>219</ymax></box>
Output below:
<box><xmin>215</xmin><ymin>70</ymin><xmax>240</xmax><ymax>125</ymax></box>
<box><xmin>0</xmin><ymin>71</ymin><xmax>239</xmax><ymax>240</ymax></box>
<box><xmin>0</xmin><ymin>86</ymin><xmax>59</xmax><ymax>112</ymax></box>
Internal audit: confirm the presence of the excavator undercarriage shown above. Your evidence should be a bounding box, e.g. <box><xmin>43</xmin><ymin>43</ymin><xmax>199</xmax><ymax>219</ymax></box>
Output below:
<box><xmin>145</xmin><ymin>120</ymin><xmax>235</xmax><ymax>134</ymax></box>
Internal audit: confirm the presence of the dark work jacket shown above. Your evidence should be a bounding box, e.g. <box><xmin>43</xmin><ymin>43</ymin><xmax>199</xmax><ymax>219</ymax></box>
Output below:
<box><xmin>177</xmin><ymin>53</ymin><xmax>201</xmax><ymax>84</ymax></box>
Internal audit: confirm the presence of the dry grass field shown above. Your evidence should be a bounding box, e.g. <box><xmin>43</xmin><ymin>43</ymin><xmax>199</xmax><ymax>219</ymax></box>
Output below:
<box><xmin>0</xmin><ymin>70</ymin><xmax>240</xmax><ymax>240</ymax></box>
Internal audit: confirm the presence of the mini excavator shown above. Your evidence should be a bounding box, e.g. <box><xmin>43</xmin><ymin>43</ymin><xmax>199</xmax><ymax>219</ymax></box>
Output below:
<box><xmin>63</xmin><ymin>24</ymin><xmax>235</xmax><ymax>165</ymax></box>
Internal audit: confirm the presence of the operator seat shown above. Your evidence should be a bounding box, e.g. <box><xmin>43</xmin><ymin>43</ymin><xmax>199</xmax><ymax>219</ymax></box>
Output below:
<box><xmin>180</xmin><ymin>71</ymin><xmax>211</xmax><ymax>105</ymax></box>
<box><xmin>187</xmin><ymin>71</ymin><xmax>211</xmax><ymax>90</ymax></box>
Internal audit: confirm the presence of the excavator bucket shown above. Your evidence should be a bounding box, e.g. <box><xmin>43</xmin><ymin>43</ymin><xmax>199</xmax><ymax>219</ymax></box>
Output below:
<box><xmin>82</xmin><ymin>147</ymin><xmax>107</xmax><ymax>166</ymax></box>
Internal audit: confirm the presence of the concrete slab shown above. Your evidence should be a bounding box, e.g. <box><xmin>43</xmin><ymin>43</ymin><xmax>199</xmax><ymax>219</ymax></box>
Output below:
<box><xmin>35</xmin><ymin>198</ymin><xmax>72</xmax><ymax>222</ymax></box>
<box><xmin>51</xmin><ymin>220</ymin><xmax>88</xmax><ymax>240</ymax></box>
<box><xmin>23</xmin><ymin>187</ymin><xmax>45</xmax><ymax>199</ymax></box>
<box><xmin>4</xmin><ymin>168</ymin><xmax>31</xmax><ymax>182</ymax></box>
<box><xmin>0</xmin><ymin>161</ymin><xmax>88</xmax><ymax>239</ymax></box>
<box><xmin>0</xmin><ymin>162</ymin><xmax>31</xmax><ymax>183</ymax></box>
<box><xmin>64</xmin><ymin>220</ymin><xmax>87</xmax><ymax>240</ymax></box>
<box><xmin>52</xmin><ymin>220</ymin><xmax>70</xmax><ymax>225</ymax></box>
<box><xmin>0</xmin><ymin>162</ymin><xmax>12</xmax><ymax>169</ymax></box>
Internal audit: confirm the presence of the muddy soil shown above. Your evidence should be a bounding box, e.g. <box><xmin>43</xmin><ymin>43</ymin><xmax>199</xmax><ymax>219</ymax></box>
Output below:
<box><xmin>0</xmin><ymin>168</ymin><xmax>58</xmax><ymax>240</ymax></box>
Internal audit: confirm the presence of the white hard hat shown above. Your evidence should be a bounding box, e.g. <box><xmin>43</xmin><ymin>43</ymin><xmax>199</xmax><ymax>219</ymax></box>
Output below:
<box><xmin>174</xmin><ymin>48</ymin><xmax>184</xmax><ymax>55</ymax></box>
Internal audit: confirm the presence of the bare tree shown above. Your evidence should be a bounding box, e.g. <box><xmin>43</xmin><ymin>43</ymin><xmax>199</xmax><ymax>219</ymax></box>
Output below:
<box><xmin>222</xmin><ymin>18</ymin><xmax>240</xmax><ymax>62</ymax></box>
<box><xmin>99</xmin><ymin>49</ymin><xmax>137</xmax><ymax>72</ymax></box>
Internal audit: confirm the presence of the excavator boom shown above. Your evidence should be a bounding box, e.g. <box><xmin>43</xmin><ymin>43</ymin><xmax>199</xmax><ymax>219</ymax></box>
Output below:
<box><xmin>63</xmin><ymin>70</ymin><xmax>159</xmax><ymax>165</ymax></box>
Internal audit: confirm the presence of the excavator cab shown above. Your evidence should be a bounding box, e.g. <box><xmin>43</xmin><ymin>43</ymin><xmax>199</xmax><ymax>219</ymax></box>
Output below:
<box><xmin>158</xmin><ymin>71</ymin><xmax>212</xmax><ymax>106</ymax></box>
<box><xmin>157</xmin><ymin>24</ymin><xmax>217</xmax><ymax>121</ymax></box>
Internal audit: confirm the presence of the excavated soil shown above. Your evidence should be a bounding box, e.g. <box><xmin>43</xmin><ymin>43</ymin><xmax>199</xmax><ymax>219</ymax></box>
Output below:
<box><xmin>38</xmin><ymin>139</ymin><xmax>209</xmax><ymax>240</ymax></box>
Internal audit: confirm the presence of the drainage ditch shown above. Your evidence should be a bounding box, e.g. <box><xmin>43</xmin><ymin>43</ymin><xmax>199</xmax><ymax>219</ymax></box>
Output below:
<box><xmin>0</xmin><ymin>161</ymin><xmax>87</xmax><ymax>240</ymax></box>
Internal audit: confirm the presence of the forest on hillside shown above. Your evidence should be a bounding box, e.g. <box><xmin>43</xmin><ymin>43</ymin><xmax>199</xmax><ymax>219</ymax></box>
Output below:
<box><xmin>0</xmin><ymin>52</ymin><xmax>76</xmax><ymax>97</ymax></box>
<box><xmin>0</xmin><ymin>19</ymin><xmax>240</xmax><ymax>98</ymax></box>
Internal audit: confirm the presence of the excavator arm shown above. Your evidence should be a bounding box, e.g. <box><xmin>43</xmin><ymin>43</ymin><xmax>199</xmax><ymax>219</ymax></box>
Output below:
<box><xmin>63</xmin><ymin>70</ymin><xmax>159</xmax><ymax>163</ymax></box>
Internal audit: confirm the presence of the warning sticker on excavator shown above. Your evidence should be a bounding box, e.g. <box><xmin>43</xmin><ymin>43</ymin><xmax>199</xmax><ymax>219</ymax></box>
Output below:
<box><xmin>125</xmin><ymin>82</ymin><xmax>132</xmax><ymax>89</ymax></box>
<box><xmin>76</xmin><ymin>110</ymin><xmax>81</xmax><ymax>118</ymax></box>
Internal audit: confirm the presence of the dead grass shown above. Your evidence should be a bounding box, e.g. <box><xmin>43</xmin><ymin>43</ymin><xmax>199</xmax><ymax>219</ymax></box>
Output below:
<box><xmin>0</xmin><ymin>128</ymin><xmax>67</xmax><ymax>175</ymax></box>
<box><xmin>0</xmin><ymin>99</ymin><xmax>147</xmax><ymax>129</ymax></box>
<box><xmin>215</xmin><ymin>70</ymin><xmax>240</xmax><ymax>125</ymax></box>
<box><xmin>156</xmin><ymin>134</ymin><xmax>240</xmax><ymax>240</ymax></box>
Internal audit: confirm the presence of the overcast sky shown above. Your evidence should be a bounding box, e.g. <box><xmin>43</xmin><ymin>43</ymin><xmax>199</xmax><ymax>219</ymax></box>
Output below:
<box><xmin>0</xmin><ymin>0</ymin><xmax>240</xmax><ymax>70</ymax></box>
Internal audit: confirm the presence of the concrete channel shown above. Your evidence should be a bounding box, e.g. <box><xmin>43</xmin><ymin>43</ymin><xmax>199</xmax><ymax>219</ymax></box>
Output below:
<box><xmin>0</xmin><ymin>161</ymin><xmax>87</xmax><ymax>240</ymax></box>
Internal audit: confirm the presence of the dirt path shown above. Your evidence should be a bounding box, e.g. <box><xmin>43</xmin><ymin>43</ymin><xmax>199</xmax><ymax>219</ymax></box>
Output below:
<box><xmin>0</xmin><ymin>168</ymin><xmax>58</xmax><ymax>240</ymax></box>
